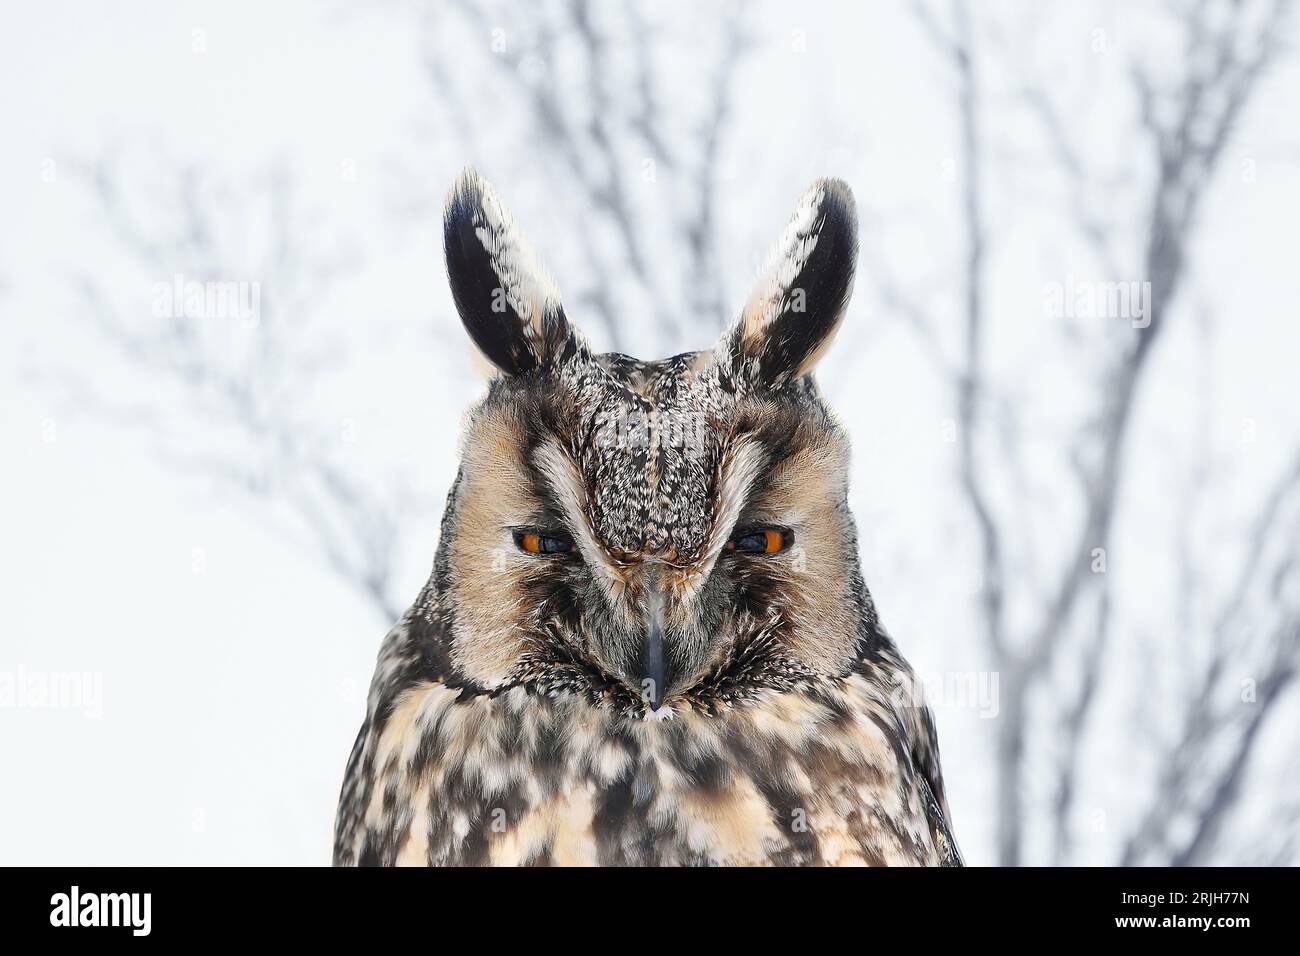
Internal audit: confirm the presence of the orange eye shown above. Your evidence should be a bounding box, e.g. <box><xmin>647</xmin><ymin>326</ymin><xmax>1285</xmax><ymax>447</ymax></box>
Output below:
<box><xmin>516</xmin><ymin>530</ymin><xmax>575</xmax><ymax>555</ymax></box>
<box><xmin>727</xmin><ymin>529</ymin><xmax>790</xmax><ymax>555</ymax></box>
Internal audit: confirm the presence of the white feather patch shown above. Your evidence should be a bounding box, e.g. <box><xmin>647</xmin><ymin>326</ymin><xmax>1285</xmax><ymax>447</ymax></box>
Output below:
<box><xmin>741</xmin><ymin>181</ymin><xmax>827</xmax><ymax>340</ymax></box>
<box><xmin>459</xmin><ymin>169</ymin><xmax>564</xmax><ymax>348</ymax></box>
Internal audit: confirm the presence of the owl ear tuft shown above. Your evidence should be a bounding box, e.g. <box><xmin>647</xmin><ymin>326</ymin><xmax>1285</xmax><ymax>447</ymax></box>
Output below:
<box><xmin>443</xmin><ymin>168</ymin><xmax>585</xmax><ymax>376</ymax></box>
<box><xmin>719</xmin><ymin>178</ymin><xmax>857</xmax><ymax>387</ymax></box>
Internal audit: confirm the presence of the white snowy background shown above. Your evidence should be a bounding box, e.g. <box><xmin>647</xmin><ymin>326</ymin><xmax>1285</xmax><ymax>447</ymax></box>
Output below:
<box><xmin>2</xmin><ymin>0</ymin><xmax>1299</xmax><ymax>866</ymax></box>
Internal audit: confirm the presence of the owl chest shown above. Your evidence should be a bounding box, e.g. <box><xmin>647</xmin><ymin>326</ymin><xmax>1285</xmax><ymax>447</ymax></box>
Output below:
<box><xmin>366</xmin><ymin>687</ymin><xmax>936</xmax><ymax>866</ymax></box>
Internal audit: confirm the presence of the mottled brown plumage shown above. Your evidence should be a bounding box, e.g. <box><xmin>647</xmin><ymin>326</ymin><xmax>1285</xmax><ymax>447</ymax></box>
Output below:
<box><xmin>333</xmin><ymin>169</ymin><xmax>961</xmax><ymax>866</ymax></box>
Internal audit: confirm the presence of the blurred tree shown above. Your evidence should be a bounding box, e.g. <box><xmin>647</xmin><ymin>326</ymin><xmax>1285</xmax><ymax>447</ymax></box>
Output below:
<box><xmin>49</xmin><ymin>149</ymin><xmax>410</xmax><ymax>620</ymax></box>
<box><xmin>397</xmin><ymin>0</ymin><xmax>752</xmax><ymax>352</ymax></box>
<box><xmin>906</xmin><ymin>0</ymin><xmax>1299</xmax><ymax>865</ymax></box>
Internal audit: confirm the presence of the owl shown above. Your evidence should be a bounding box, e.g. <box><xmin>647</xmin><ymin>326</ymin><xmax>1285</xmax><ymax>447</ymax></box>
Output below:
<box><xmin>332</xmin><ymin>168</ymin><xmax>962</xmax><ymax>866</ymax></box>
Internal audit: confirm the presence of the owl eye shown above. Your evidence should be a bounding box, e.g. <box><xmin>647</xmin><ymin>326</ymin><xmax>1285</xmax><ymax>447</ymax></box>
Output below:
<box><xmin>515</xmin><ymin>530</ymin><xmax>576</xmax><ymax>556</ymax></box>
<box><xmin>726</xmin><ymin>528</ymin><xmax>791</xmax><ymax>555</ymax></box>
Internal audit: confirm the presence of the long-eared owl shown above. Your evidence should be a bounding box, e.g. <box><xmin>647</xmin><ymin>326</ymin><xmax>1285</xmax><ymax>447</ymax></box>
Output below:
<box><xmin>333</xmin><ymin>169</ymin><xmax>962</xmax><ymax>867</ymax></box>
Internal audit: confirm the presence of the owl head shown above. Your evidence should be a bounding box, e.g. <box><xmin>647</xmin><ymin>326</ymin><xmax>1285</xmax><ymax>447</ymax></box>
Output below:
<box><xmin>432</xmin><ymin>168</ymin><xmax>872</xmax><ymax>715</ymax></box>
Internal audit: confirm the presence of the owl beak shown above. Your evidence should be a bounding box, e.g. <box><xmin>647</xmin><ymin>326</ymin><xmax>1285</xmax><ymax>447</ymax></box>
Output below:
<box><xmin>643</xmin><ymin>610</ymin><xmax>667</xmax><ymax>711</ymax></box>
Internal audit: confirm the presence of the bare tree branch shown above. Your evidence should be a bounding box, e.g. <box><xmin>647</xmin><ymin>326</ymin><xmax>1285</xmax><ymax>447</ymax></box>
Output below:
<box><xmin>910</xmin><ymin>0</ymin><xmax>1295</xmax><ymax>865</ymax></box>
<box><xmin>56</xmin><ymin>148</ymin><xmax>406</xmax><ymax>624</ymax></box>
